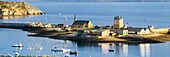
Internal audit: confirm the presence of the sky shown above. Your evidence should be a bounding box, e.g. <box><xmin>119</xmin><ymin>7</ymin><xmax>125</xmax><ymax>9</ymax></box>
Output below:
<box><xmin>1</xmin><ymin>0</ymin><xmax>170</xmax><ymax>2</ymax></box>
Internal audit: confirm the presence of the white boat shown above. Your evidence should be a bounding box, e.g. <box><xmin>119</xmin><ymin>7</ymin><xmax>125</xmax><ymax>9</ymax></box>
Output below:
<box><xmin>12</xmin><ymin>43</ymin><xmax>23</xmax><ymax>47</ymax></box>
<box><xmin>51</xmin><ymin>48</ymin><xmax>71</xmax><ymax>53</ymax></box>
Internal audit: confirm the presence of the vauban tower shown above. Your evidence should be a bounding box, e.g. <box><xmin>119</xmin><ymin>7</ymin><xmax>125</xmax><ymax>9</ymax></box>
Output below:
<box><xmin>113</xmin><ymin>16</ymin><xmax>124</xmax><ymax>29</ymax></box>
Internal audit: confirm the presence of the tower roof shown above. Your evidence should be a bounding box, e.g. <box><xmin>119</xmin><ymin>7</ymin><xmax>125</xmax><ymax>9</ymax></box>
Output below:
<box><xmin>114</xmin><ymin>16</ymin><xmax>123</xmax><ymax>20</ymax></box>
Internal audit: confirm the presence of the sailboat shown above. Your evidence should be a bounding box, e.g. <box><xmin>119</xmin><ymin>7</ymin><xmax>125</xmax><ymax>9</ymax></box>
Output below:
<box><xmin>27</xmin><ymin>40</ymin><xmax>43</xmax><ymax>51</ymax></box>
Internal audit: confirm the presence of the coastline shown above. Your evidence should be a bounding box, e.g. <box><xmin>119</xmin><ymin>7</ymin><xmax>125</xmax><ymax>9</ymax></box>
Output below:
<box><xmin>0</xmin><ymin>23</ymin><xmax>170</xmax><ymax>44</ymax></box>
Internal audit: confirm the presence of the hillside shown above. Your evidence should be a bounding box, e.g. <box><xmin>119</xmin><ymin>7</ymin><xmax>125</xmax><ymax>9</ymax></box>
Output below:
<box><xmin>0</xmin><ymin>1</ymin><xmax>44</xmax><ymax>16</ymax></box>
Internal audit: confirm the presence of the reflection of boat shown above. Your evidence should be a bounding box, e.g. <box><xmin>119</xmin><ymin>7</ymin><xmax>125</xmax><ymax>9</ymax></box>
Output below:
<box><xmin>27</xmin><ymin>46</ymin><xmax>43</xmax><ymax>50</ymax></box>
<box><xmin>51</xmin><ymin>47</ymin><xmax>71</xmax><ymax>53</ymax></box>
<box><xmin>12</xmin><ymin>43</ymin><xmax>23</xmax><ymax>47</ymax></box>
<box><xmin>27</xmin><ymin>40</ymin><xmax>43</xmax><ymax>51</ymax></box>
<box><xmin>12</xmin><ymin>43</ymin><xmax>23</xmax><ymax>56</ymax></box>
<box><xmin>64</xmin><ymin>54</ymin><xmax>70</xmax><ymax>57</ymax></box>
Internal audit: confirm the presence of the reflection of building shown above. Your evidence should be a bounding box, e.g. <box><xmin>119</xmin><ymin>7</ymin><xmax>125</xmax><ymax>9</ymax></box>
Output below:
<box><xmin>139</xmin><ymin>44</ymin><xmax>150</xmax><ymax>57</ymax></box>
<box><xmin>98</xmin><ymin>43</ymin><xmax>110</xmax><ymax>54</ymax></box>
<box><xmin>114</xmin><ymin>43</ymin><xmax>128</xmax><ymax>57</ymax></box>
<box><xmin>97</xmin><ymin>43</ymin><xmax>150</xmax><ymax>57</ymax></box>
<box><xmin>98</xmin><ymin>43</ymin><xmax>128</xmax><ymax>56</ymax></box>
<box><xmin>113</xmin><ymin>16</ymin><xmax>124</xmax><ymax>29</ymax></box>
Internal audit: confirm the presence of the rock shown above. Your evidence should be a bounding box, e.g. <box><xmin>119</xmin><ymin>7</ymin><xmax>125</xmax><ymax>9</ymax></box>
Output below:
<box><xmin>0</xmin><ymin>1</ymin><xmax>44</xmax><ymax>17</ymax></box>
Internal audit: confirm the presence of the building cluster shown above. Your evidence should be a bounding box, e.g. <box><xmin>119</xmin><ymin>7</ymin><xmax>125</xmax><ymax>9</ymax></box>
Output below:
<box><xmin>29</xmin><ymin>15</ymin><xmax>154</xmax><ymax>38</ymax></box>
<box><xmin>70</xmin><ymin>15</ymin><xmax>152</xmax><ymax>38</ymax></box>
<box><xmin>29</xmin><ymin>22</ymin><xmax>53</xmax><ymax>28</ymax></box>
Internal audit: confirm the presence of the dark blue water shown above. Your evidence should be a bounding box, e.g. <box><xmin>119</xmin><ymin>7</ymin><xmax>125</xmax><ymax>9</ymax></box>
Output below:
<box><xmin>0</xmin><ymin>2</ymin><xmax>170</xmax><ymax>57</ymax></box>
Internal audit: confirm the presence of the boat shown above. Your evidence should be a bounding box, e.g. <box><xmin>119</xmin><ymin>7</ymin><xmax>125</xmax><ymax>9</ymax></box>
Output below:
<box><xmin>108</xmin><ymin>49</ymin><xmax>114</xmax><ymax>52</ymax></box>
<box><xmin>70</xmin><ymin>50</ymin><xmax>78</xmax><ymax>55</ymax></box>
<box><xmin>51</xmin><ymin>47</ymin><xmax>71</xmax><ymax>53</ymax></box>
<box><xmin>12</xmin><ymin>43</ymin><xmax>23</xmax><ymax>47</ymax></box>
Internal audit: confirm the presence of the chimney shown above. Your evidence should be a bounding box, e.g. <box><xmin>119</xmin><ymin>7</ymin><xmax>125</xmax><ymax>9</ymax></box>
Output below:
<box><xmin>74</xmin><ymin>15</ymin><xmax>77</xmax><ymax>21</ymax></box>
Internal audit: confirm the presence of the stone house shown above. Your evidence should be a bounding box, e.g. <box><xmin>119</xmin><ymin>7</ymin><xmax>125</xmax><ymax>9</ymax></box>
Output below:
<box><xmin>76</xmin><ymin>29</ymin><xmax>111</xmax><ymax>38</ymax></box>
<box><xmin>72</xmin><ymin>20</ymin><xmax>93</xmax><ymax>29</ymax></box>
<box><xmin>93</xmin><ymin>29</ymin><xmax>110</xmax><ymax>38</ymax></box>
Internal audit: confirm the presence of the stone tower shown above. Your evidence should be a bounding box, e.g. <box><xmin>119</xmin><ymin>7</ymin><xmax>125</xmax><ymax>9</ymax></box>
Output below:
<box><xmin>113</xmin><ymin>16</ymin><xmax>124</xmax><ymax>29</ymax></box>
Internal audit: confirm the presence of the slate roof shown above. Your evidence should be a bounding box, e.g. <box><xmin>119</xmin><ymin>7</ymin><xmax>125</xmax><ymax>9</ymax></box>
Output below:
<box><xmin>125</xmin><ymin>27</ymin><xmax>145</xmax><ymax>32</ymax></box>
<box><xmin>72</xmin><ymin>20</ymin><xmax>90</xmax><ymax>26</ymax></box>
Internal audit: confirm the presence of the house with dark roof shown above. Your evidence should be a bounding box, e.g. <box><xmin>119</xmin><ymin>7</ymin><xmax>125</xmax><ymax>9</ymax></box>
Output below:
<box><xmin>76</xmin><ymin>29</ymin><xmax>111</xmax><ymax>38</ymax></box>
<box><xmin>125</xmin><ymin>27</ymin><xmax>150</xmax><ymax>34</ymax></box>
<box><xmin>72</xmin><ymin>20</ymin><xmax>93</xmax><ymax>29</ymax></box>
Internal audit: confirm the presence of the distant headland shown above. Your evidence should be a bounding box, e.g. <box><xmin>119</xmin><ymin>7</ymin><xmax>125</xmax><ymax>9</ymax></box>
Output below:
<box><xmin>0</xmin><ymin>1</ymin><xmax>44</xmax><ymax>19</ymax></box>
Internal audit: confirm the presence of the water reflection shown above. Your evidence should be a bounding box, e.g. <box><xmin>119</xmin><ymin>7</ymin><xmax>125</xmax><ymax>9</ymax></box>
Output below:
<box><xmin>0</xmin><ymin>16</ymin><xmax>28</xmax><ymax>19</ymax></box>
<box><xmin>27</xmin><ymin>39</ymin><xmax>43</xmax><ymax>56</ymax></box>
<box><xmin>140</xmin><ymin>44</ymin><xmax>150</xmax><ymax>57</ymax></box>
<box><xmin>0</xmin><ymin>28</ymin><xmax>153</xmax><ymax>57</ymax></box>
<box><xmin>98</xmin><ymin>43</ymin><xmax>128</xmax><ymax>57</ymax></box>
<box><xmin>77</xmin><ymin>42</ymin><xmax>151</xmax><ymax>57</ymax></box>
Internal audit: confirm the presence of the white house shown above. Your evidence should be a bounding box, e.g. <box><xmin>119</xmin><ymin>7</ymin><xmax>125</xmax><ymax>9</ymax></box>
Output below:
<box><xmin>126</xmin><ymin>27</ymin><xmax>150</xmax><ymax>34</ymax></box>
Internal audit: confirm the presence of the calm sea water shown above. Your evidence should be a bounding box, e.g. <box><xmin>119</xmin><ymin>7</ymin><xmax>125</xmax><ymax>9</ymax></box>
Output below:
<box><xmin>0</xmin><ymin>2</ymin><xmax>170</xmax><ymax>57</ymax></box>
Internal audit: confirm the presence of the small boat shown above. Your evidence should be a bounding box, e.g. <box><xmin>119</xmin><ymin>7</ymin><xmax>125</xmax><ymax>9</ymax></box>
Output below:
<box><xmin>51</xmin><ymin>48</ymin><xmax>71</xmax><ymax>53</ymax></box>
<box><xmin>12</xmin><ymin>43</ymin><xmax>23</xmax><ymax>47</ymax></box>
<box><xmin>70</xmin><ymin>50</ymin><xmax>78</xmax><ymax>55</ymax></box>
<box><xmin>108</xmin><ymin>49</ymin><xmax>114</xmax><ymax>52</ymax></box>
